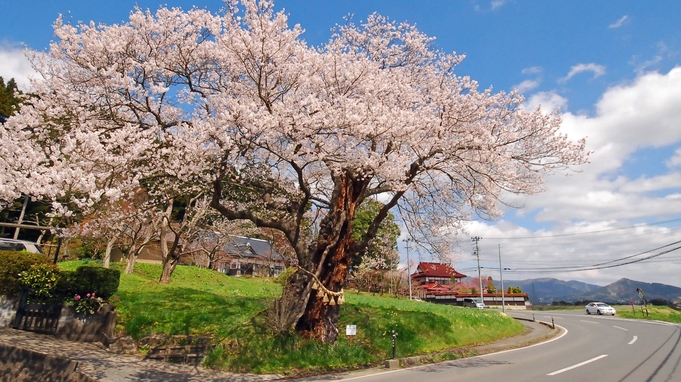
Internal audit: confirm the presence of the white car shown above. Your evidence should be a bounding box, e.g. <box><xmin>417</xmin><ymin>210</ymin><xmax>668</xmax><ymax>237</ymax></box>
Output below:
<box><xmin>0</xmin><ymin>238</ymin><xmax>44</xmax><ymax>254</ymax></box>
<box><xmin>585</xmin><ymin>302</ymin><xmax>616</xmax><ymax>316</ymax></box>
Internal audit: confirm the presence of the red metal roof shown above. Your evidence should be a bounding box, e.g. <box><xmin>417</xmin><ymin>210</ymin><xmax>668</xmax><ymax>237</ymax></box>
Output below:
<box><xmin>413</xmin><ymin>262</ymin><xmax>467</xmax><ymax>279</ymax></box>
<box><xmin>417</xmin><ymin>281</ymin><xmax>454</xmax><ymax>293</ymax></box>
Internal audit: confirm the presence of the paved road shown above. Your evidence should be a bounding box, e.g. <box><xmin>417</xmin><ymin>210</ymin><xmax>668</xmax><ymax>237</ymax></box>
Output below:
<box><xmin>6</xmin><ymin>311</ymin><xmax>677</xmax><ymax>382</ymax></box>
<box><xmin>293</xmin><ymin>311</ymin><xmax>681</xmax><ymax>382</ymax></box>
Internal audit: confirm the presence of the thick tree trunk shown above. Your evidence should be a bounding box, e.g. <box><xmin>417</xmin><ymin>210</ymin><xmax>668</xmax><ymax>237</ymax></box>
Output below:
<box><xmin>103</xmin><ymin>236</ymin><xmax>116</xmax><ymax>269</ymax></box>
<box><xmin>283</xmin><ymin>172</ymin><xmax>366</xmax><ymax>343</ymax></box>
<box><xmin>124</xmin><ymin>242</ymin><xmax>144</xmax><ymax>275</ymax></box>
<box><xmin>294</xmin><ymin>235</ymin><xmax>353</xmax><ymax>342</ymax></box>
<box><xmin>159</xmin><ymin>255</ymin><xmax>179</xmax><ymax>283</ymax></box>
<box><xmin>273</xmin><ymin>269</ymin><xmax>314</xmax><ymax>334</ymax></box>
<box><xmin>124</xmin><ymin>253</ymin><xmax>136</xmax><ymax>274</ymax></box>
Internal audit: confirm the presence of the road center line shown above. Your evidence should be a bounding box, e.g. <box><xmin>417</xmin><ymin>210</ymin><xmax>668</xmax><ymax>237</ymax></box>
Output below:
<box><xmin>580</xmin><ymin>320</ymin><xmax>600</xmax><ymax>324</ymax></box>
<box><xmin>628</xmin><ymin>336</ymin><xmax>637</xmax><ymax>345</ymax></box>
<box><xmin>547</xmin><ymin>354</ymin><xmax>608</xmax><ymax>376</ymax></box>
<box><xmin>613</xmin><ymin>326</ymin><xmax>628</xmax><ymax>331</ymax></box>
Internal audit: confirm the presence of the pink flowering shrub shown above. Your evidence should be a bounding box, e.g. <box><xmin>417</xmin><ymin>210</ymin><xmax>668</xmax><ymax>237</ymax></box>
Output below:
<box><xmin>69</xmin><ymin>292</ymin><xmax>104</xmax><ymax>315</ymax></box>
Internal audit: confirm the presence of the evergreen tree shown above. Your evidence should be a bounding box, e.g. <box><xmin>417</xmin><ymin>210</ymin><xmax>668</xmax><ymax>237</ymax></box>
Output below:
<box><xmin>0</xmin><ymin>77</ymin><xmax>22</xmax><ymax>117</ymax></box>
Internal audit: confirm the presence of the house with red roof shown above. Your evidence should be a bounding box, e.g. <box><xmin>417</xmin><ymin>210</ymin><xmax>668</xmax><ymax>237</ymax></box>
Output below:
<box><xmin>412</xmin><ymin>262</ymin><xmax>467</xmax><ymax>286</ymax></box>
<box><xmin>410</xmin><ymin>262</ymin><xmax>530</xmax><ymax>309</ymax></box>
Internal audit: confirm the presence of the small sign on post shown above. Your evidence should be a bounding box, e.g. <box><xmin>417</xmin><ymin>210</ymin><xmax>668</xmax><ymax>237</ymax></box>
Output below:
<box><xmin>346</xmin><ymin>324</ymin><xmax>357</xmax><ymax>344</ymax></box>
<box><xmin>637</xmin><ymin>287</ymin><xmax>649</xmax><ymax>317</ymax></box>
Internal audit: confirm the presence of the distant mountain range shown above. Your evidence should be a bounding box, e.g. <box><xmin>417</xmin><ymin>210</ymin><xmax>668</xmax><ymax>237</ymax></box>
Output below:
<box><xmin>495</xmin><ymin>278</ymin><xmax>681</xmax><ymax>305</ymax></box>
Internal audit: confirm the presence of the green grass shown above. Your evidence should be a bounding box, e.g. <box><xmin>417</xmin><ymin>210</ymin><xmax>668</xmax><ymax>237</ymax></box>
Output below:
<box><xmin>532</xmin><ymin>303</ymin><xmax>681</xmax><ymax>324</ymax></box>
<box><xmin>58</xmin><ymin>261</ymin><xmax>524</xmax><ymax>375</ymax></box>
<box><xmin>612</xmin><ymin>305</ymin><xmax>681</xmax><ymax>323</ymax></box>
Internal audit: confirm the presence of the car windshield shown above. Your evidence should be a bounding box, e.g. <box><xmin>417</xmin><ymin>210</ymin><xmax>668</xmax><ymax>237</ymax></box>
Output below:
<box><xmin>596</xmin><ymin>303</ymin><xmax>609</xmax><ymax>307</ymax></box>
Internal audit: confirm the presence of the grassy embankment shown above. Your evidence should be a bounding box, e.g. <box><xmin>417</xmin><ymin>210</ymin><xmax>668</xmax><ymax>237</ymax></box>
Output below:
<box><xmin>533</xmin><ymin>304</ymin><xmax>681</xmax><ymax>323</ymax></box>
<box><xmin>613</xmin><ymin>304</ymin><xmax>681</xmax><ymax>323</ymax></box>
<box><xmin>59</xmin><ymin>261</ymin><xmax>524</xmax><ymax>375</ymax></box>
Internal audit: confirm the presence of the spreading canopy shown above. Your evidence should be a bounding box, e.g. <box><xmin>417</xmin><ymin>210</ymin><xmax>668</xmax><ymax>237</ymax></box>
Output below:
<box><xmin>3</xmin><ymin>0</ymin><xmax>588</xmax><ymax>341</ymax></box>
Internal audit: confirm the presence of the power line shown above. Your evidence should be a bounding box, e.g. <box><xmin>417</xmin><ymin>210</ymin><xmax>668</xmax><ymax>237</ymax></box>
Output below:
<box><xmin>483</xmin><ymin>217</ymin><xmax>681</xmax><ymax>240</ymax></box>
<box><xmin>590</xmin><ymin>239</ymin><xmax>681</xmax><ymax>267</ymax></box>
<box><xmin>512</xmin><ymin>243</ymin><xmax>681</xmax><ymax>274</ymax></box>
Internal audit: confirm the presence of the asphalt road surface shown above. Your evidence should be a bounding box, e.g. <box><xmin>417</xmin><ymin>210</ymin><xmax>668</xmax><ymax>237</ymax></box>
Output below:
<box><xmin>295</xmin><ymin>310</ymin><xmax>681</xmax><ymax>382</ymax></box>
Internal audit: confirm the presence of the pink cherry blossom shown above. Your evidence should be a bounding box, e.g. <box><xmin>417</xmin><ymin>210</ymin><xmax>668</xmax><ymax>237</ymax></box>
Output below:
<box><xmin>3</xmin><ymin>0</ymin><xmax>588</xmax><ymax>342</ymax></box>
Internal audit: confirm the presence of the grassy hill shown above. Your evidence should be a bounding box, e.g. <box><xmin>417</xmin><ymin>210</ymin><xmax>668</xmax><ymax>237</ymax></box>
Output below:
<box><xmin>60</xmin><ymin>261</ymin><xmax>524</xmax><ymax>376</ymax></box>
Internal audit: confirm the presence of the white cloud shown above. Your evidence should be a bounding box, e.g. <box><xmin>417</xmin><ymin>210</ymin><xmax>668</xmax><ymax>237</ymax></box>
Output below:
<box><xmin>522</xmin><ymin>91</ymin><xmax>567</xmax><ymax>112</ymax></box>
<box><xmin>0</xmin><ymin>43</ymin><xmax>35</xmax><ymax>90</ymax></box>
<box><xmin>632</xmin><ymin>42</ymin><xmax>672</xmax><ymax>75</ymax></box>
<box><xmin>560</xmin><ymin>63</ymin><xmax>606</xmax><ymax>83</ymax></box>
<box><xmin>608</xmin><ymin>15</ymin><xmax>629</xmax><ymax>29</ymax></box>
<box><xmin>521</xmin><ymin>66</ymin><xmax>542</xmax><ymax>75</ymax></box>
<box><xmin>667</xmin><ymin>148</ymin><xmax>681</xmax><ymax>168</ymax></box>
<box><xmin>491</xmin><ymin>0</ymin><xmax>506</xmax><ymax>10</ymax></box>
<box><xmin>451</xmin><ymin>67</ymin><xmax>681</xmax><ymax>288</ymax></box>
<box><xmin>514</xmin><ymin>79</ymin><xmax>540</xmax><ymax>94</ymax></box>
<box><xmin>591</xmin><ymin>67</ymin><xmax>681</xmax><ymax>148</ymax></box>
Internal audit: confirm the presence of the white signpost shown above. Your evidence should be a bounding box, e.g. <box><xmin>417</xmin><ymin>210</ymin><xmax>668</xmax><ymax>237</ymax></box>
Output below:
<box><xmin>346</xmin><ymin>325</ymin><xmax>357</xmax><ymax>343</ymax></box>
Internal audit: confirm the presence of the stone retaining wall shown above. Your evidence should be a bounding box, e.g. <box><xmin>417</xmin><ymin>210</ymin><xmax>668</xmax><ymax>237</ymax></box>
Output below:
<box><xmin>0</xmin><ymin>296</ymin><xmax>116</xmax><ymax>344</ymax></box>
<box><xmin>0</xmin><ymin>295</ymin><xmax>17</xmax><ymax>328</ymax></box>
<box><xmin>0</xmin><ymin>343</ymin><xmax>96</xmax><ymax>381</ymax></box>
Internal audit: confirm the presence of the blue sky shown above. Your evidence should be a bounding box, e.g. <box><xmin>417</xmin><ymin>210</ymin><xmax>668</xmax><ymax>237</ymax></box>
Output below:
<box><xmin>2</xmin><ymin>0</ymin><xmax>681</xmax><ymax>289</ymax></box>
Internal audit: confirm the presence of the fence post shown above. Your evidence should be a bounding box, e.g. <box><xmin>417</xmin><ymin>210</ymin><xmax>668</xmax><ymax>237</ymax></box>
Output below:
<box><xmin>11</xmin><ymin>288</ymin><xmax>29</xmax><ymax>329</ymax></box>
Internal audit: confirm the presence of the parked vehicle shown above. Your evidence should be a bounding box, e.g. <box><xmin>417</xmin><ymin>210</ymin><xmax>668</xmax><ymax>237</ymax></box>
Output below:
<box><xmin>463</xmin><ymin>297</ymin><xmax>486</xmax><ymax>309</ymax></box>
<box><xmin>585</xmin><ymin>302</ymin><xmax>616</xmax><ymax>315</ymax></box>
<box><xmin>0</xmin><ymin>238</ymin><xmax>44</xmax><ymax>254</ymax></box>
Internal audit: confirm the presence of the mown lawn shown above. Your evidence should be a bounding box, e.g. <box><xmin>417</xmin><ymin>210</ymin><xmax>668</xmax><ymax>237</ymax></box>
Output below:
<box><xmin>59</xmin><ymin>260</ymin><xmax>524</xmax><ymax>375</ymax></box>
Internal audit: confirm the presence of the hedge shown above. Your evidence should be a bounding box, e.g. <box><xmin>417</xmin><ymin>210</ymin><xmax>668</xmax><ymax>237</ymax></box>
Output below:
<box><xmin>56</xmin><ymin>266</ymin><xmax>121</xmax><ymax>301</ymax></box>
<box><xmin>0</xmin><ymin>250</ymin><xmax>121</xmax><ymax>304</ymax></box>
<box><xmin>0</xmin><ymin>250</ymin><xmax>51</xmax><ymax>297</ymax></box>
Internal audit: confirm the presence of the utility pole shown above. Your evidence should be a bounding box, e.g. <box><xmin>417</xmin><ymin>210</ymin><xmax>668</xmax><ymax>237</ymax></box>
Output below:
<box><xmin>406</xmin><ymin>238</ymin><xmax>412</xmax><ymax>300</ymax></box>
<box><xmin>499</xmin><ymin>244</ymin><xmax>505</xmax><ymax>313</ymax></box>
<box><xmin>472</xmin><ymin>237</ymin><xmax>483</xmax><ymax>303</ymax></box>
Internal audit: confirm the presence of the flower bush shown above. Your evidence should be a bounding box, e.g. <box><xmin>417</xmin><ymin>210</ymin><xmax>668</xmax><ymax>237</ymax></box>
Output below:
<box><xmin>69</xmin><ymin>292</ymin><xmax>104</xmax><ymax>315</ymax></box>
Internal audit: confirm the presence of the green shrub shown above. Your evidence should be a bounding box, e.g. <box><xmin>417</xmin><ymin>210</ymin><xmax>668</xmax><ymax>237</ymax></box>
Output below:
<box><xmin>18</xmin><ymin>263</ymin><xmax>61</xmax><ymax>302</ymax></box>
<box><xmin>274</xmin><ymin>266</ymin><xmax>296</xmax><ymax>286</ymax></box>
<box><xmin>56</xmin><ymin>266</ymin><xmax>120</xmax><ymax>301</ymax></box>
<box><xmin>0</xmin><ymin>250</ymin><xmax>51</xmax><ymax>297</ymax></box>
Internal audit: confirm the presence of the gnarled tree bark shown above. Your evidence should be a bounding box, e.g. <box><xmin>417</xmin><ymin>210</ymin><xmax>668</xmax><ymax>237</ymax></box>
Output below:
<box><xmin>285</xmin><ymin>171</ymin><xmax>367</xmax><ymax>343</ymax></box>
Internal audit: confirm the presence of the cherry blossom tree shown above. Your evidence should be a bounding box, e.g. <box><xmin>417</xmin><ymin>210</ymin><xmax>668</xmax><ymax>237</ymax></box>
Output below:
<box><xmin>157</xmin><ymin>194</ymin><xmax>224</xmax><ymax>283</ymax></box>
<box><xmin>5</xmin><ymin>0</ymin><xmax>587</xmax><ymax>343</ymax></box>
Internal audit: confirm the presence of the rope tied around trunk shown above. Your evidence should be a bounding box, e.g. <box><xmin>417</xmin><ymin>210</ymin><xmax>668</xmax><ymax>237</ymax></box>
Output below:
<box><xmin>295</xmin><ymin>265</ymin><xmax>345</xmax><ymax>305</ymax></box>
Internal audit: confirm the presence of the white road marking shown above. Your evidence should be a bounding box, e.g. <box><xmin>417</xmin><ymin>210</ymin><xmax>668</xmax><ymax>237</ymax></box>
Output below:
<box><xmin>547</xmin><ymin>354</ymin><xmax>608</xmax><ymax>376</ymax></box>
<box><xmin>336</xmin><ymin>325</ymin><xmax>570</xmax><ymax>381</ymax></box>
<box><xmin>628</xmin><ymin>336</ymin><xmax>637</xmax><ymax>345</ymax></box>
<box><xmin>613</xmin><ymin>326</ymin><xmax>628</xmax><ymax>331</ymax></box>
<box><xmin>580</xmin><ymin>320</ymin><xmax>600</xmax><ymax>324</ymax></box>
